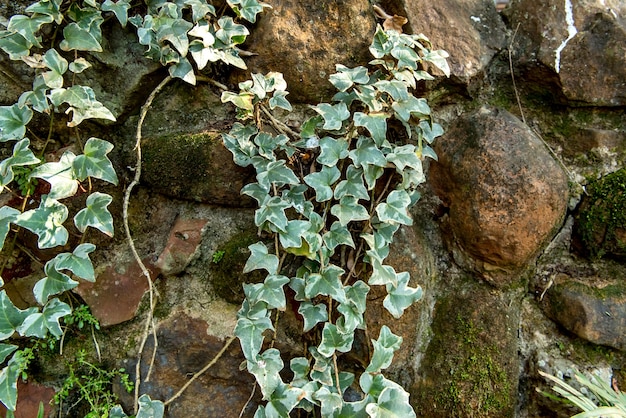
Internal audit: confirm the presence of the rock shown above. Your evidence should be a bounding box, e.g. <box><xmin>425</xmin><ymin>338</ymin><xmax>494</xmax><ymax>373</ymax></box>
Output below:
<box><xmin>506</xmin><ymin>0</ymin><xmax>626</xmax><ymax>106</ymax></box>
<box><xmin>232</xmin><ymin>0</ymin><xmax>376</xmax><ymax>103</ymax></box>
<box><xmin>573</xmin><ymin>168</ymin><xmax>626</xmax><ymax>259</ymax></box>
<box><xmin>0</xmin><ymin>381</ymin><xmax>55</xmax><ymax>418</ymax></box>
<box><xmin>412</xmin><ymin>277</ymin><xmax>521</xmax><ymax>417</ymax></box>
<box><xmin>75</xmin><ymin>257</ymin><xmax>160</xmax><ymax>327</ymax></box>
<box><xmin>141</xmin><ymin>131</ymin><xmax>255</xmax><ymax>206</ymax></box>
<box><xmin>398</xmin><ymin>0</ymin><xmax>506</xmax><ymax>82</ymax></box>
<box><xmin>156</xmin><ymin>218</ymin><xmax>208</xmax><ymax>276</ymax></box>
<box><xmin>430</xmin><ymin>106</ymin><xmax>569</xmax><ymax>286</ymax></box>
<box><xmin>542</xmin><ymin>277</ymin><xmax>626</xmax><ymax>351</ymax></box>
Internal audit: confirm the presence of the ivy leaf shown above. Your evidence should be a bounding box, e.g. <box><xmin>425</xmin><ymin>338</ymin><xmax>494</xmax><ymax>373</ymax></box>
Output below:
<box><xmin>366</xmin><ymin>326</ymin><xmax>402</xmax><ymax>373</ymax></box>
<box><xmin>312</xmin><ymin>102</ymin><xmax>350</xmax><ymax>131</ymax></box>
<box><xmin>281</xmin><ymin>184</ymin><xmax>311</xmax><ymax>216</ymax></box>
<box><xmin>318</xmin><ymin>323</ymin><xmax>354</xmax><ymax>357</ymax></box>
<box><xmin>68</xmin><ymin>57</ymin><xmax>92</xmax><ymax>74</ymax></box>
<box><xmin>102</xmin><ymin>0</ymin><xmax>131</xmax><ymax>27</ymax></box>
<box><xmin>265</xmin><ymin>382</ymin><xmax>304</xmax><ymax>418</ymax></box>
<box><xmin>329</xmin><ymin>64</ymin><xmax>369</xmax><ymax>92</ymax></box>
<box><xmin>257</xmin><ymin>160</ymin><xmax>299</xmax><ymax>189</ymax></box>
<box><xmin>15</xmin><ymin>196</ymin><xmax>68</xmax><ymax>249</ymax></box>
<box><xmin>338</xmin><ymin>398</ymin><xmax>369</xmax><ymax>418</ymax></box>
<box><xmin>317</xmin><ymin>136</ymin><xmax>349</xmax><ymax>167</ymax></box>
<box><xmin>18</xmin><ymin>76</ymin><xmax>49</xmax><ymax>114</ymax></box>
<box><xmin>227</xmin><ymin>0</ymin><xmax>270</xmax><ymax>23</ymax></box>
<box><xmin>365</xmin><ymin>386</ymin><xmax>416</xmax><ymax>418</ymax></box>
<box><xmin>136</xmin><ymin>394</ymin><xmax>165</xmax><ymax>418</ymax></box>
<box><xmin>215</xmin><ymin>17</ymin><xmax>249</xmax><ymax>47</ymax></box>
<box><xmin>0</xmin><ymin>356</ymin><xmax>20</xmax><ymax>411</ymax></box>
<box><xmin>300</xmin><ymin>115</ymin><xmax>323</xmax><ymax>139</ymax></box>
<box><xmin>314</xmin><ymin>386</ymin><xmax>343</xmax><ymax>417</ymax></box>
<box><xmin>255</xmin><ymin>196</ymin><xmax>290</xmax><ymax>232</ymax></box>
<box><xmin>391</xmin><ymin>45</ymin><xmax>419</xmax><ymax>70</ymax></box>
<box><xmin>7</xmin><ymin>14</ymin><xmax>52</xmax><ymax>48</ymax></box>
<box><xmin>362</xmin><ymin>165</ymin><xmax>384</xmax><ymax>191</ymax></box>
<box><xmin>60</xmin><ymin>22</ymin><xmax>103</xmax><ymax>52</ymax></box>
<box><xmin>244</xmin><ymin>242</ymin><xmax>278</xmax><ymax>275</ymax></box>
<box><xmin>249</xmin><ymin>275</ymin><xmax>290</xmax><ymax>310</ymax></box>
<box><xmin>391</xmin><ymin>96</ymin><xmax>430</xmax><ymax>122</ymax></box>
<box><xmin>322</xmin><ymin>222</ymin><xmax>355</xmax><ymax>252</ymax></box>
<box><xmin>242</xmin><ymin>182</ymin><xmax>270</xmax><ymax>206</ymax></box>
<box><xmin>337</xmin><ymin>302</ymin><xmax>364</xmax><ymax>334</ymax></box>
<box><xmin>49</xmin><ymin>86</ymin><xmax>116</xmax><ymax>127</ymax></box>
<box><xmin>349</xmin><ymin>137</ymin><xmax>386</xmax><ymax>168</ymax></box>
<box><xmin>334</xmin><ymin>165</ymin><xmax>369</xmax><ymax>201</ymax></box>
<box><xmin>422</xmin><ymin>50</ymin><xmax>450</xmax><ymax>77</ymax></box>
<box><xmin>0</xmin><ymin>345</ymin><xmax>17</xmax><ymax>365</ymax></box>
<box><xmin>54</xmin><ymin>243</ymin><xmax>96</xmax><ymax>281</ymax></box>
<box><xmin>156</xmin><ymin>17</ymin><xmax>193</xmax><ymax>56</ymax></box>
<box><xmin>298</xmin><ymin>301</ymin><xmax>328</xmax><ymax>332</ymax></box>
<box><xmin>0</xmin><ymin>104</ymin><xmax>33</xmax><ymax>142</ymax></box>
<box><xmin>221</xmin><ymin>91</ymin><xmax>255</xmax><ymax>111</ymax></box>
<box><xmin>368</xmin><ymin>258</ymin><xmax>397</xmax><ymax>287</ymax></box>
<box><xmin>345</xmin><ymin>280</ymin><xmax>369</xmax><ymax>314</ymax></box>
<box><xmin>386</xmin><ymin>144</ymin><xmax>421</xmax><ymax>172</ymax></box>
<box><xmin>0</xmin><ymin>138</ymin><xmax>40</xmax><ymax>187</ymax></box>
<box><xmin>369</xmin><ymin>25</ymin><xmax>391</xmax><ymax>59</ymax></box>
<box><xmin>354</xmin><ymin>112</ymin><xmax>388</xmax><ymax>146</ymax></box>
<box><xmin>254</xmin><ymin>132</ymin><xmax>287</xmax><ymax>161</ymax></box>
<box><xmin>169</xmin><ymin>56</ymin><xmax>196</xmax><ymax>85</ymax></box>
<box><xmin>304</xmin><ymin>166</ymin><xmax>340</xmax><ymax>203</ymax></box>
<box><xmin>26</xmin><ymin>0</ymin><xmax>63</xmax><ymax>25</ymax></box>
<box><xmin>30</xmin><ymin>151</ymin><xmax>77</xmax><ymax>200</ymax></box>
<box><xmin>376</xmin><ymin>190</ymin><xmax>413</xmax><ymax>225</ymax></box>
<box><xmin>305</xmin><ymin>264</ymin><xmax>346</xmax><ymax>304</ymax></box>
<box><xmin>222</xmin><ymin>123</ymin><xmax>259</xmax><ymax>166</ymax></box>
<box><xmin>185</xmin><ymin>0</ymin><xmax>217</xmax><ymax>22</ymax></box>
<box><xmin>0</xmin><ymin>291</ymin><xmax>37</xmax><ymax>340</ymax></box>
<box><xmin>0</xmin><ymin>31</ymin><xmax>32</xmax><ymax>60</ymax></box>
<box><xmin>383</xmin><ymin>272</ymin><xmax>422</xmax><ymax>319</ymax></box>
<box><xmin>41</xmin><ymin>48</ymin><xmax>68</xmax><ymax>89</ymax></box>
<box><xmin>375</xmin><ymin>80</ymin><xmax>409</xmax><ymax>101</ymax></box>
<box><xmin>17</xmin><ymin>298</ymin><xmax>71</xmax><ymax>338</ymax></box>
<box><xmin>0</xmin><ymin>207</ymin><xmax>19</xmax><ymax>251</ymax></box>
<box><xmin>356</xmin><ymin>84</ymin><xmax>384</xmax><ymax>112</ymax></box>
<box><xmin>418</xmin><ymin>120</ymin><xmax>444</xmax><ymax>144</ymax></box>
<box><xmin>247</xmin><ymin>348</ymin><xmax>284</xmax><ymax>399</ymax></box>
<box><xmin>268</xmin><ymin>91</ymin><xmax>292</xmax><ymax>112</ymax></box>
<box><xmin>331</xmin><ymin>196</ymin><xmax>370</xmax><ymax>226</ymax></box>
<box><xmin>74</xmin><ymin>192</ymin><xmax>114</xmax><ymax>237</ymax></box>
<box><xmin>278</xmin><ymin>220</ymin><xmax>310</xmax><ymax>249</ymax></box>
<box><xmin>33</xmin><ymin>259</ymin><xmax>78</xmax><ymax>305</ymax></box>
<box><xmin>234</xmin><ymin>315</ymin><xmax>273</xmax><ymax>360</ymax></box>
<box><xmin>72</xmin><ymin>138</ymin><xmax>118</xmax><ymax>185</ymax></box>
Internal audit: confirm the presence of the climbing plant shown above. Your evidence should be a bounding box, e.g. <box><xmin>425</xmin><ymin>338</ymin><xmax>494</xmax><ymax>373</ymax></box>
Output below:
<box><xmin>223</xmin><ymin>25</ymin><xmax>449</xmax><ymax>416</ymax></box>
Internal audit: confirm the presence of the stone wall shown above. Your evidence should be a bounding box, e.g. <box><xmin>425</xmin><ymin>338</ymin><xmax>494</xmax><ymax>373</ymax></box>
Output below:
<box><xmin>0</xmin><ymin>0</ymin><xmax>625</xmax><ymax>417</ymax></box>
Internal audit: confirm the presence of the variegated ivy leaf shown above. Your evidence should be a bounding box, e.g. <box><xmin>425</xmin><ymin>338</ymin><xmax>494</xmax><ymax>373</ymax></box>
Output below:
<box><xmin>281</xmin><ymin>184</ymin><xmax>312</xmax><ymax>216</ymax></box>
<box><xmin>383</xmin><ymin>272</ymin><xmax>422</xmax><ymax>319</ymax></box>
<box><xmin>353</xmin><ymin>112</ymin><xmax>388</xmax><ymax>146</ymax></box>
<box><xmin>222</xmin><ymin>123</ymin><xmax>259</xmax><ymax>167</ymax></box>
<box><xmin>18</xmin><ymin>75</ymin><xmax>49</xmax><ymax>114</ymax></box>
<box><xmin>0</xmin><ymin>138</ymin><xmax>40</xmax><ymax>188</ymax></box>
<box><xmin>368</xmin><ymin>258</ymin><xmax>398</xmax><ymax>287</ymax></box>
<box><xmin>33</xmin><ymin>259</ymin><xmax>78</xmax><ymax>305</ymax></box>
<box><xmin>255</xmin><ymin>196</ymin><xmax>290</xmax><ymax>232</ymax></box>
<box><xmin>309</xmin><ymin>346</ymin><xmax>333</xmax><ymax>386</ymax></box>
<box><xmin>234</xmin><ymin>315</ymin><xmax>273</xmax><ymax>361</ymax></box>
<box><xmin>289</xmin><ymin>357</ymin><xmax>310</xmax><ymax>384</ymax></box>
<box><xmin>244</xmin><ymin>242</ymin><xmax>279</xmax><ymax>275</ymax></box>
<box><xmin>345</xmin><ymin>280</ymin><xmax>369</xmax><ymax>314</ymax></box>
<box><xmin>329</xmin><ymin>64</ymin><xmax>369</xmax><ymax>92</ymax></box>
<box><xmin>227</xmin><ymin>0</ymin><xmax>271</xmax><ymax>23</ymax></box>
<box><xmin>257</xmin><ymin>160</ymin><xmax>299</xmax><ymax>189</ymax></box>
<box><xmin>304</xmin><ymin>165</ymin><xmax>340</xmax><ymax>203</ymax></box>
<box><xmin>337</xmin><ymin>302</ymin><xmax>364</xmax><ymax>334</ymax></box>
<box><xmin>356</xmin><ymin>84</ymin><xmax>384</xmax><ymax>112</ymax></box>
<box><xmin>30</xmin><ymin>151</ymin><xmax>77</xmax><ymax>200</ymax></box>
<box><xmin>169</xmin><ymin>56</ymin><xmax>196</xmax><ymax>85</ymax></box>
<box><xmin>0</xmin><ymin>207</ymin><xmax>20</xmax><ymax>251</ymax></box>
<box><xmin>53</xmin><ymin>242</ymin><xmax>96</xmax><ymax>281</ymax></box>
<box><xmin>278</xmin><ymin>220</ymin><xmax>310</xmax><ymax>249</ymax></box>
<box><xmin>366</xmin><ymin>386</ymin><xmax>416</xmax><ymax>418</ymax></box>
<box><xmin>17</xmin><ymin>297</ymin><xmax>71</xmax><ymax>339</ymax></box>
<box><xmin>242</xmin><ymin>182</ymin><xmax>270</xmax><ymax>206</ymax></box>
<box><xmin>185</xmin><ymin>0</ymin><xmax>217</xmax><ymax>23</ymax></box>
<box><xmin>215</xmin><ymin>16</ymin><xmax>249</xmax><ymax>47</ymax></box>
<box><xmin>317</xmin><ymin>323</ymin><xmax>354</xmax><ymax>357</ymax></box>
<box><xmin>375</xmin><ymin>79</ymin><xmax>409</xmax><ymax>101</ymax></box>
<box><xmin>298</xmin><ymin>301</ymin><xmax>327</xmax><ymax>332</ymax></box>
<box><xmin>244</xmin><ymin>275</ymin><xmax>290</xmax><ymax>310</ymax></box>
<box><xmin>49</xmin><ymin>86</ymin><xmax>116</xmax><ymax>127</ymax></box>
<box><xmin>73</xmin><ymin>137</ymin><xmax>118</xmax><ymax>185</ymax></box>
<box><xmin>15</xmin><ymin>195</ymin><xmax>68</xmax><ymax>249</ymax></box>
<box><xmin>314</xmin><ymin>386</ymin><xmax>343</xmax><ymax>417</ymax></box>
<box><xmin>6</xmin><ymin>14</ymin><xmax>52</xmax><ymax>48</ymax></box>
<box><xmin>0</xmin><ymin>344</ymin><xmax>17</xmax><ymax>365</ymax></box>
<box><xmin>305</xmin><ymin>264</ymin><xmax>346</xmax><ymax>304</ymax></box>
<box><xmin>330</xmin><ymin>196</ymin><xmax>370</xmax><ymax>226</ymax></box>
<box><xmin>317</xmin><ymin>136</ymin><xmax>348</xmax><ymax>167</ymax></box>
<box><xmin>102</xmin><ymin>0</ymin><xmax>131</xmax><ymax>28</ymax></box>
<box><xmin>348</xmin><ymin>136</ymin><xmax>386</xmax><ymax>168</ymax></box>
<box><xmin>265</xmin><ymin>382</ymin><xmax>304</xmax><ymax>418</ymax></box>
<box><xmin>363</xmin><ymin>164</ymin><xmax>384</xmax><ymax>190</ymax></box>
<box><xmin>0</xmin><ymin>354</ymin><xmax>21</xmax><ymax>411</ymax></box>
<box><xmin>0</xmin><ymin>290</ymin><xmax>38</xmax><ymax>340</ymax></box>
<box><xmin>157</xmin><ymin>17</ymin><xmax>193</xmax><ymax>56</ymax></box>
<box><xmin>391</xmin><ymin>95</ymin><xmax>430</xmax><ymax>122</ymax></box>
<box><xmin>26</xmin><ymin>0</ymin><xmax>63</xmax><ymax>25</ymax></box>
<box><xmin>322</xmin><ymin>221</ymin><xmax>355</xmax><ymax>251</ymax></box>
<box><xmin>68</xmin><ymin>57</ymin><xmax>92</xmax><ymax>74</ymax></box>
<box><xmin>422</xmin><ymin>49</ymin><xmax>451</xmax><ymax>77</ymax></box>
<box><xmin>74</xmin><ymin>192</ymin><xmax>114</xmax><ymax>236</ymax></box>
<box><xmin>60</xmin><ymin>21</ymin><xmax>103</xmax><ymax>52</ymax></box>
<box><xmin>391</xmin><ymin>45</ymin><xmax>419</xmax><ymax>70</ymax></box>
<box><xmin>386</xmin><ymin>144</ymin><xmax>421</xmax><ymax>172</ymax></box>
<box><xmin>268</xmin><ymin>91</ymin><xmax>292</xmax><ymax>112</ymax></box>
<box><xmin>0</xmin><ymin>31</ymin><xmax>32</xmax><ymax>60</ymax></box>
<box><xmin>418</xmin><ymin>120</ymin><xmax>444</xmax><ymax>144</ymax></box>
<box><xmin>41</xmin><ymin>48</ymin><xmax>68</xmax><ymax>89</ymax></box>
<box><xmin>366</xmin><ymin>325</ymin><xmax>402</xmax><ymax>373</ymax></box>
<box><xmin>255</xmin><ymin>132</ymin><xmax>288</xmax><ymax>160</ymax></box>
<box><xmin>136</xmin><ymin>394</ymin><xmax>165</xmax><ymax>418</ymax></box>
<box><xmin>0</xmin><ymin>104</ymin><xmax>33</xmax><ymax>142</ymax></box>
<box><xmin>312</xmin><ymin>102</ymin><xmax>350</xmax><ymax>131</ymax></box>
<box><xmin>376</xmin><ymin>189</ymin><xmax>413</xmax><ymax>225</ymax></box>
<box><xmin>334</xmin><ymin>165</ymin><xmax>369</xmax><ymax>201</ymax></box>
<box><xmin>247</xmin><ymin>348</ymin><xmax>284</xmax><ymax>398</ymax></box>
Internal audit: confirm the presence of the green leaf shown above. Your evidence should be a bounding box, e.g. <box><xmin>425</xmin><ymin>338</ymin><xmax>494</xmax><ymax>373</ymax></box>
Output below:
<box><xmin>375</xmin><ymin>80</ymin><xmax>409</xmax><ymax>101</ymax></box>
<box><xmin>68</xmin><ymin>57</ymin><xmax>92</xmax><ymax>74</ymax></box>
<box><xmin>278</xmin><ymin>220</ymin><xmax>310</xmax><ymax>249</ymax></box>
<box><xmin>247</xmin><ymin>348</ymin><xmax>284</xmax><ymax>398</ymax></box>
<box><xmin>366</xmin><ymin>326</ymin><xmax>402</xmax><ymax>373</ymax></box>
<box><xmin>281</xmin><ymin>184</ymin><xmax>312</xmax><ymax>216</ymax></box>
<box><xmin>222</xmin><ymin>123</ymin><xmax>259</xmax><ymax>166</ymax></box>
<box><xmin>72</xmin><ymin>138</ymin><xmax>118</xmax><ymax>185</ymax></box>
<box><xmin>349</xmin><ymin>137</ymin><xmax>386</xmax><ymax>168</ymax></box>
<box><xmin>17</xmin><ymin>298</ymin><xmax>71</xmax><ymax>338</ymax></box>
<box><xmin>297</xmin><ymin>301</ymin><xmax>327</xmax><ymax>332</ymax></box>
<box><xmin>391</xmin><ymin>96</ymin><xmax>430</xmax><ymax>122</ymax></box>
<box><xmin>184</xmin><ymin>0</ymin><xmax>216</xmax><ymax>22</ymax></box>
<box><xmin>41</xmin><ymin>48</ymin><xmax>68</xmax><ymax>89</ymax></box>
<box><xmin>49</xmin><ymin>86</ymin><xmax>116</xmax><ymax>127</ymax></box>
<box><xmin>334</xmin><ymin>165</ymin><xmax>369</xmax><ymax>201</ymax></box>
<box><xmin>242</xmin><ymin>182</ymin><xmax>270</xmax><ymax>206</ymax></box>
<box><xmin>422</xmin><ymin>50</ymin><xmax>450</xmax><ymax>77</ymax></box>
<box><xmin>0</xmin><ymin>31</ymin><xmax>32</xmax><ymax>60</ymax></box>
<box><xmin>257</xmin><ymin>160</ymin><xmax>299</xmax><ymax>189</ymax></box>
<box><xmin>369</xmin><ymin>26</ymin><xmax>390</xmax><ymax>59</ymax></box>
<box><xmin>354</xmin><ymin>112</ymin><xmax>388</xmax><ymax>146</ymax></box>
<box><xmin>345</xmin><ymin>280</ymin><xmax>369</xmax><ymax>314</ymax></box>
<box><xmin>329</xmin><ymin>64</ymin><xmax>369</xmax><ymax>92</ymax></box>
<box><xmin>255</xmin><ymin>196</ymin><xmax>290</xmax><ymax>232</ymax></box>
<box><xmin>26</xmin><ymin>0</ymin><xmax>63</xmax><ymax>25</ymax></box>
<box><xmin>0</xmin><ymin>344</ymin><xmax>17</xmax><ymax>364</ymax></box>
<box><xmin>0</xmin><ymin>207</ymin><xmax>19</xmax><ymax>251</ymax></box>
<box><xmin>215</xmin><ymin>17</ymin><xmax>249</xmax><ymax>46</ymax></box>
<box><xmin>7</xmin><ymin>14</ymin><xmax>52</xmax><ymax>48</ymax></box>
<box><xmin>0</xmin><ymin>104</ymin><xmax>32</xmax><ymax>142</ymax></box>
<box><xmin>169</xmin><ymin>56</ymin><xmax>196</xmax><ymax>85</ymax></box>
<box><xmin>245</xmin><ymin>275</ymin><xmax>290</xmax><ymax>310</ymax></box>
<box><xmin>265</xmin><ymin>383</ymin><xmax>304</xmax><ymax>418</ymax></box>
<box><xmin>305</xmin><ymin>264</ymin><xmax>346</xmax><ymax>303</ymax></box>
<box><xmin>317</xmin><ymin>136</ymin><xmax>349</xmax><ymax>167</ymax></box>
<box><xmin>314</xmin><ymin>386</ymin><xmax>343</xmax><ymax>417</ymax></box>
<box><xmin>300</xmin><ymin>115</ymin><xmax>323</xmax><ymax>139</ymax></box>
<box><xmin>221</xmin><ymin>91</ymin><xmax>255</xmax><ymax>111</ymax></box>
<box><xmin>268</xmin><ymin>91</ymin><xmax>292</xmax><ymax>112</ymax></box>
<box><xmin>136</xmin><ymin>394</ymin><xmax>165</xmax><ymax>418</ymax></box>
<box><xmin>318</xmin><ymin>323</ymin><xmax>354</xmax><ymax>357</ymax></box>
<box><xmin>0</xmin><ymin>138</ymin><xmax>40</xmax><ymax>187</ymax></box>
<box><xmin>235</xmin><ymin>315</ymin><xmax>273</xmax><ymax>360</ymax></box>
<box><xmin>386</xmin><ymin>144</ymin><xmax>421</xmax><ymax>172</ymax></box>
<box><xmin>254</xmin><ymin>131</ymin><xmax>287</xmax><ymax>160</ymax></box>
<box><xmin>102</xmin><ymin>0</ymin><xmax>131</xmax><ymax>27</ymax></box>
<box><xmin>322</xmin><ymin>222</ymin><xmax>355</xmax><ymax>251</ymax></box>
<box><xmin>15</xmin><ymin>195</ymin><xmax>68</xmax><ymax>249</ymax></box>
<box><xmin>0</xmin><ymin>357</ymin><xmax>20</xmax><ymax>411</ymax></box>
<box><xmin>0</xmin><ymin>291</ymin><xmax>37</xmax><ymax>340</ymax></box>
<box><xmin>418</xmin><ymin>120</ymin><xmax>444</xmax><ymax>144</ymax></box>
<box><xmin>304</xmin><ymin>166</ymin><xmax>340</xmax><ymax>202</ymax></box>
<box><xmin>337</xmin><ymin>302</ymin><xmax>364</xmax><ymax>334</ymax></box>
<box><xmin>157</xmin><ymin>17</ymin><xmax>193</xmax><ymax>56</ymax></box>
<box><xmin>368</xmin><ymin>258</ymin><xmax>397</xmax><ymax>287</ymax></box>
<box><xmin>33</xmin><ymin>260</ymin><xmax>78</xmax><ymax>305</ymax></box>
<box><xmin>30</xmin><ymin>151</ymin><xmax>77</xmax><ymax>200</ymax></box>
<box><xmin>74</xmin><ymin>192</ymin><xmax>114</xmax><ymax>237</ymax></box>
<box><xmin>362</xmin><ymin>164</ymin><xmax>384</xmax><ymax>190</ymax></box>
<box><xmin>309</xmin><ymin>347</ymin><xmax>333</xmax><ymax>386</ymax></box>
<box><xmin>356</xmin><ymin>84</ymin><xmax>384</xmax><ymax>112</ymax></box>
<box><xmin>365</xmin><ymin>386</ymin><xmax>416</xmax><ymax>418</ymax></box>
<box><xmin>338</xmin><ymin>399</ymin><xmax>369</xmax><ymax>418</ymax></box>
<box><xmin>53</xmin><ymin>243</ymin><xmax>96</xmax><ymax>281</ymax></box>
<box><xmin>18</xmin><ymin>76</ymin><xmax>49</xmax><ymax>114</ymax></box>
<box><xmin>312</xmin><ymin>102</ymin><xmax>350</xmax><ymax>131</ymax></box>
<box><xmin>60</xmin><ymin>22</ymin><xmax>102</xmax><ymax>52</ymax></box>
<box><xmin>391</xmin><ymin>45</ymin><xmax>419</xmax><ymax>70</ymax></box>
<box><xmin>227</xmin><ymin>0</ymin><xmax>269</xmax><ymax>23</ymax></box>
<box><xmin>383</xmin><ymin>272</ymin><xmax>422</xmax><ymax>319</ymax></box>
<box><xmin>331</xmin><ymin>196</ymin><xmax>370</xmax><ymax>226</ymax></box>
<box><xmin>376</xmin><ymin>190</ymin><xmax>413</xmax><ymax>225</ymax></box>
<box><xmin>244</xmin><ymin>242</ymin><xmax>278</xmax><ymax>275</ymax></box>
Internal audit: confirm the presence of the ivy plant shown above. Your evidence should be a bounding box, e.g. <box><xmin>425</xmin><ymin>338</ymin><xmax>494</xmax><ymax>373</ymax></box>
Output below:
<box><xmin>223</xmin><ymin>25</ymin><xmax>449</xmax><ymax>417</ymax></box>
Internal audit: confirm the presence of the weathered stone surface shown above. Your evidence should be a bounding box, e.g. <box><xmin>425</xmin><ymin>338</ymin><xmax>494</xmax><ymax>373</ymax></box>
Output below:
<box><xmin>398</xmin><ymin>0</ymin><xmax>506</xmax><ymax>82</ymax></box>
<box><xmin>430</xmin><ymin>106</ymin><xmax>569</xmax><ymax>286</ymax></box>
<box><xmin>156</xmin><ymin>218</ymin><xmax>208</xmax><ymax>276</ymax></box>
<box><xmin>506</xmin><ymin>0</ymin><xmax>626</xmax><ymax>105</ymax></box>
<box><xmin>141</xmin><ymin>131</ymin><xmax>255</xmax><ymax>206</ymax></box>
<box><xmin>232</xmin><ymin>0</ymin><xmax>376</xmax><ymax>103</ymax></box>
<box><xmin>542</xmin><ymin>277</ymin><xmax>626</xmax><ymax>351</ymax></box>
<box><xmin>412</xmin><ymin>277</ymin><xmax>521</xmax><ymax>417</ymax></box>
<box><xmin>0</xmin><ymin>381</ymin><xmax>54</xmax><ymax>418</ymax></box>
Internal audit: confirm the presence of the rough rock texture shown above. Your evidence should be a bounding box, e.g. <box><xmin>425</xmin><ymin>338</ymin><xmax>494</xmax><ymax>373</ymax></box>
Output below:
<box><xmin>398</xmin><ymin>0</ymin><xmax>506</xmax><ymax>81</ymax></box>
<box><xmin>542</xmin><ymin>277</ymin><xmax>626</xmax><ymax>351</ymax></box>
<box><xmin>0</xmin><ymin>381</ymin><xmax>54</xmax><ymax>418</ymax></box>
<box><xmin>233</xmin><ymin>0</ymin><xmax>376</xmax><ymax>103</ymax></box>
<box><xmin>506</xmin><ymin>0</ymin><xmax>626</xmax><ymax>105</ymax></box>
<box><xmin>156</xmin><ymin>218</ymin><xmax>208</xmax><ymax>276</ymax></box>
<box><xmin>430</xmin><ymin>106</ymin><xmax>569</xmax><ymax>286</ymax></box>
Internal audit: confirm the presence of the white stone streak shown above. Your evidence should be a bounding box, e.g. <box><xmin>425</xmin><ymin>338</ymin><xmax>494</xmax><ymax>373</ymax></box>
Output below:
<box><xmin>554</xmin><ymin>0</ymin><xmax>578</xmax><ymax>73</ymax></box>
